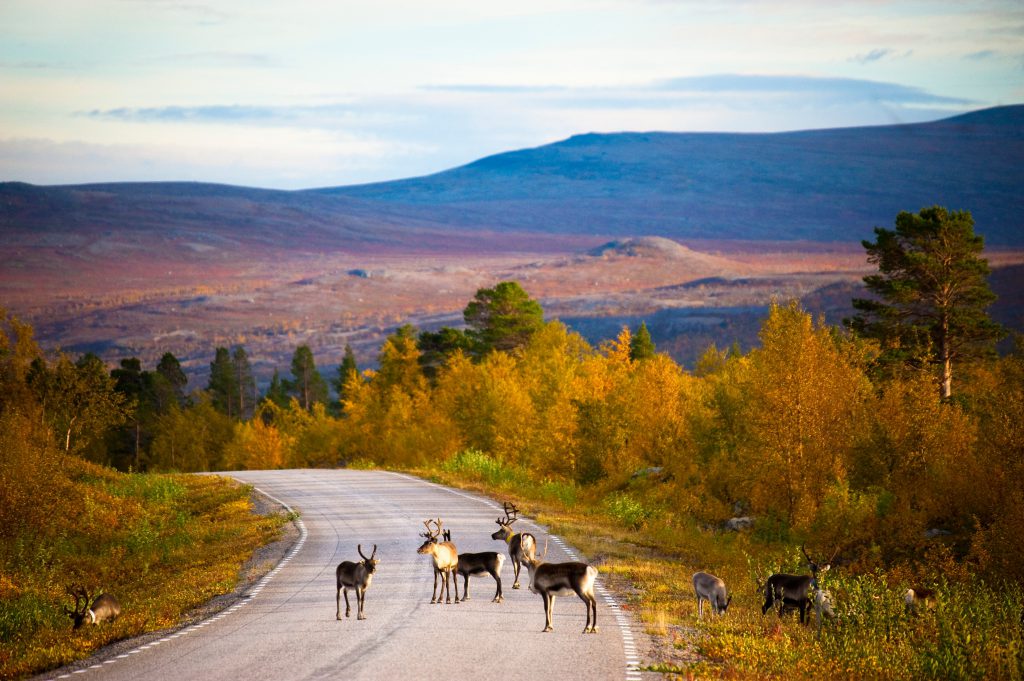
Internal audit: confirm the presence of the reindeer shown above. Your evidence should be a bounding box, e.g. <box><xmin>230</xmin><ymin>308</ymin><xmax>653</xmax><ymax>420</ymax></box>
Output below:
<box><xmin>336</xmin><ymin>544</ymin><xmax>378</xmax><ymax>620</ymax></box>
<box><xmin>454</xmin><ymin>551</ymin><xmax>506</xmax><ymax>603</ymax></box>
<box><xmin>692</xmin><ymin>571</ymin><xmax>732</xmax><ymax>618</ymax></box>
<box><xmin>417</xmin><ymin>518</ymin><xmax>460</xmax><ymax>604</ymax></box>
<box><xmin>904</xmin><ymin>587</ymin><xmax>936</xmax><ymax>616</ymax></box>
<box><xmin>64</xmin><ymin>586</ymin><xmax>121</xmax><ymax>630</ymax></box>
<box><xmin>758</xmin><ymin>545</ymin><xmax>832</xmax><ymax>625</ymax></box>
<box><xmin>523</xmin><ymin>539</ymin><xmax>599</xmax><ymax>633</ymax></box>
<box><xmin>491</xmin><ymin>501</ymin><xmax>536</xmax><ymax>589</ymax></box>
<box><xmin>813</xmin><ymin>587</ymin><xmax>836</xmax><ymax>638</ymax></box>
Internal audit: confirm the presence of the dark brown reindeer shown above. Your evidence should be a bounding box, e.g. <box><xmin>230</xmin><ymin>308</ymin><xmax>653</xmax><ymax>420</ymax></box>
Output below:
<box><xmin>758</xmin><ymin>545</ymin><xmax>833</xmax><ymax>625</ymax></box>
<box><xmin>336</xmin><ymin>544</ymin><xmax>378</xmax><ymax>620</ymax></box>
<box><xmin>437</xmin><ymin>526</ymin><xmax>506</xmax><ymax>603</ymax></box>
<box><xmin>491</xmin><ymin>501</ymin><xmax>536</xmax><ymax>589</ymax></box>
<box><xmin>455</xmin><ymin>551</ymin><xmax>506</xmax><ymax>603</ymax></box>
<box><xmin>417</xmin><ymin>518</ymin><xmax>460</xmax><ymax>604</ymax></box>
<box><xmin>65</xmin><ymin>586</ymin><xmax>121</xmax><ymax>630</ymax></box>
<box><xmin>523</xmin><ymin>539</ymin><xmax>599</xmax><ymax>633</ymax></box>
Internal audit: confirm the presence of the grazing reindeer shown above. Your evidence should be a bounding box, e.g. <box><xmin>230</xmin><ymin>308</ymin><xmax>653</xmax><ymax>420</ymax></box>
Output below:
<box><xmin>758</xmin><ymin>545</ymin><xmax>832</xmax><ymax>625</ymax></box>
<box><xmin>417</xmin><ymin>518</ymin><xmax>460</xmax><ymax>604</ymax></box>
<box><xmin>65</xmin><ymin>586</ymin><xmax>121</xmax><ymax>630</ymax></box>
<box><xmin>455</xmin><ymin>551</ymin><xmax>506</xmax><ymax>603</ymax></box>
<box><xmin>904</xmin><ymin>587</ymin><xmax>936</xmax><ymax>616</ymax></box>
<box><xmin>523</xmin><ymin>539</ymin><xmax>599</xmax><ymax>633</ymax></box>
<box><xmin>813</xmin><ymin>587</ymin><xmax>836</xmax><ymax>638</ymax></box>
<box><xmin>692</xmin><ymin>571</ymin><xmax>732</xmax><ymax>618</ymax></box>
<box><xmin>491</xmin><ymin>501</ymin><xmax>536</xmax><ymax>589</ymax></box>
<box><xmin>336</xmin><ymin>544</ymin><xmax>378</xmax><ymax>620</ymax></box>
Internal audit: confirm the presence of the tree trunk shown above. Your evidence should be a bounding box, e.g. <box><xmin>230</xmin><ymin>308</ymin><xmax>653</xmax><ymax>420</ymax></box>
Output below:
<box><xmin>940</xmin><ymin>314</ymin><xmax>952</xmax><ymax>399</ymax></box>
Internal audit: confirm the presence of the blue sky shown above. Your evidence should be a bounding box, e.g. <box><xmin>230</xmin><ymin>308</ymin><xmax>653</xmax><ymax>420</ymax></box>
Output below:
<box><xmin>1</xmin><ymin>1</ymin><xmax>1021</xmax><ymax>189</ymax></box>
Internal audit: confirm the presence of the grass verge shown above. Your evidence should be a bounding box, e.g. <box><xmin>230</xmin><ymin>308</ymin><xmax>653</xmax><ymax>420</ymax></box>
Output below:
<box><xmin>0</xmin><ymin>459</ymin><xmax>288</xmax><ymax>680</ymax></box>
<box><xmin>418</xmin><ymin>451</ymin><xmax>1024</xmax><ymax>681</ymax></box>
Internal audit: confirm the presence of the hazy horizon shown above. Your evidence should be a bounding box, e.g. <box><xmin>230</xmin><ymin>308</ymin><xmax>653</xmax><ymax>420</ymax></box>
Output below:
<box><xmin>3</xmin><ymin>1</ymin><xmax>1022</xmax><ymax>189</ymax></box>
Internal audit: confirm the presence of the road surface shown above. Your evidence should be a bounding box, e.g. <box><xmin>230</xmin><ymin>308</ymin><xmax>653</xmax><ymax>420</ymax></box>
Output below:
<box><xmin>45</xmin><ymin>469</ymin><xmax>642</xmax><ymax>681</ymax></box>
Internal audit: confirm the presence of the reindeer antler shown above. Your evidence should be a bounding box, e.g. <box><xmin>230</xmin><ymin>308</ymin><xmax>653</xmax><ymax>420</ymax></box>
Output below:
<box><xmin>421</xmin><ymin>519</ymin><xmax>440</xmax><ymax>540</ymax></box>
<box><xmin>64</xmin><ymin>585</ymin><xmax>90</xmax><ymax>616</ymax></box>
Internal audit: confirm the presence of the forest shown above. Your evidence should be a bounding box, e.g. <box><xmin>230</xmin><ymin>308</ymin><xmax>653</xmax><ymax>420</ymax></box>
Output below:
<box><xmin>3</xmin><ymin>207</ymin><xmax>1023</xmax><ymax>678</ymax></box>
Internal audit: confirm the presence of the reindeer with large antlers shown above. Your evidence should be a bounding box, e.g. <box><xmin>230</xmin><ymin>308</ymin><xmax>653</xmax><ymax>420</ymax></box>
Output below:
<box><xmin>64</xmin><ymin>586</ymin><xmax>121</xmax><ymax>630</ymax></box>
<box><xmin>490</xmin><ymin>501</ymin><xmax>536</xmax><ymax>590</ymax></box>
<box><xmin>336</xmin><ymin>544</ymin><xmax>378</xmax><ymax>620</ymax></box>
<box><xmin>417</xmin><ymin>518</ymin><xmax>460</xmax><ymax>604</ymax></box>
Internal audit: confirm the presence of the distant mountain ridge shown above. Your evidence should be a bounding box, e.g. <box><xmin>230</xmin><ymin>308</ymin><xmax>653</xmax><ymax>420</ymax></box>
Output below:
<box><xmin>3</xmin><ymin>105</ymin><xmax>1023</xmax><ymax>246</ymax></box>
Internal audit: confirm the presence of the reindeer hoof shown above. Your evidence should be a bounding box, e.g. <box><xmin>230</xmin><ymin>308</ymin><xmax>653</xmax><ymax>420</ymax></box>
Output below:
<box><xmin>430</xmin><ymin>598</ymin><xmax>437</xmax><ymax>604</ymax></box>
<box><xmin>543</xmin><ymin>626</ymin><xmax>553</xmax><ymax>632</ymax></box>
<box><xmin>337</xmin><ymin>615</ymin><xmax>343</xmax><ymax>620</ymax></box>
<box><xmin>461</xmin><ymin>595</ymin><xmax>470</xmax><ymax>601</ymax></box>
<box><xmin>513</xmin><ymin>583</ymin><xmax>521</xmax><ymax>589</ymax></box>
<box><xmin>493</xmin><ymin>597</ymin><xmax>503</xmax><ymax>603</ymax></box>
<box><xmin>358</xmin><ymin>615</ymin><xmax>366</xmax><ymax>620</ymax></box>
<box><xmin>445</xmin><ymin>599</ymin><xmax>452</xmax><ymax>604</ymax></box>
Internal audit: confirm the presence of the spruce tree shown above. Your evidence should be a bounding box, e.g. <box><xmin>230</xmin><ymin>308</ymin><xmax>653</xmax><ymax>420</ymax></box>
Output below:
<box><xmin>333</xmin><ymin>344</ymin><xmax>359</xmax><ymax>401</ymax></box>
<box><xmin>629</xmin><ymin>321</ymin><xmax>656</xmax><ymax>361</ymax></box>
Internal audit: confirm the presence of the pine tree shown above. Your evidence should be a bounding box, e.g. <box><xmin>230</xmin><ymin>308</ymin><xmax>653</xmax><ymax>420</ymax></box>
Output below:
<box><xmin>846</xmin><ymin>206</ymin><xmax>1005</xmax><ymax>398</ymax></box>
<box><xmin>464</xmin><ymin>281</ymin><xmax>544</xmax><ymax>357</ymax></box>
<box><xmin>156</xmin><ymin>352</ymin><xmax>187</xmax><ymax>404</ymax></box>
<box><xmin>207</xmin><ymin>347</ymin><xmax>236</xmax><ymax>418</ymax></box>
<box><xmin>289</xmin><ymin>345</ymin><xmax>328</xmax><ymax>410</ymax></box>
<box><xmin>629</xmin><ymin>321</ymin><xmax>656</xmax><ymax>361</ymax></box>
<box><xmin>232</xmin><ymin>346</ymin><xmax>257</xmax><ymax>421</ymax></box>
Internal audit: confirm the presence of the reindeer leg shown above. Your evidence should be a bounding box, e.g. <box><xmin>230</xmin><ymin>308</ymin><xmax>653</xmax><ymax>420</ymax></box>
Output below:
<box><xmin>452</xmin><ymin>567</ymin><xmax>460</xmax><ymax>604</ymax></box>
<box><xmin>543</xmin><ymin>593</ymin><xmax>555</xmax><ymax>632</ymax></box>
<box><xmin>431</xmin><ymin>567</ymin><xmax>440</xmax><ymax>604</ymax></box>
<box><xmin>512</xmin><ymin>558</ymin><xmax>521</xmax><ymax>589</ymax></box>
<box><xmin>336</xmin><ymin>586</ymin><xmax>343</xmax><ymax>620</ymax></box>
<box><xmin>461</xmin><ymin>573</ymin><xmax>470</xmax><ymax>601</ymax></box>
<box><xmin>357</xmin><ymin>586</ymin><xmax>366</xmax><ymax>620</ymax></box>
<box><xmin>344</xmin><ymin>587</ymin><xmax>351</xmax><ymax>618</ymax></box>
<box><xmin>492</xmin><ymin>569</ymin><xmax>503</xmax><ymax>603</ymax></box>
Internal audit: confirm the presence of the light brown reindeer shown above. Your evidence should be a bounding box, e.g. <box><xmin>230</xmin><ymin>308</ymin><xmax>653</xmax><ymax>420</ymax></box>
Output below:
<box><xmin>65</xmin><ymin>586</ymin><xmax>121</xmax><ymax>630</ymax></box>
<box><xmin>417</xmin><ymin>518</ymin><xmax>460</xmax><ymax>604</ymax></box>
<box><xmin>490</xmin><ymin>501</ymin><xmax>536</xmax><ymax>589</ymax></box>
<box><xmin>336</xmin><ymin>544</ymin><xmax>378</xmax><ymax>620</ymax></box>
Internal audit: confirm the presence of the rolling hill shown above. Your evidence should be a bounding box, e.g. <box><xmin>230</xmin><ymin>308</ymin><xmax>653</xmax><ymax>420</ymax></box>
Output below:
<box><xmin>314</xmin><ymin>105</ymin><xmax>1024</xmax><ymax>245</ymax></box>
<box><xmin>2</xmin><ymin>105</ymin><xmax>1022</xmax><ymax>247</ymax></box>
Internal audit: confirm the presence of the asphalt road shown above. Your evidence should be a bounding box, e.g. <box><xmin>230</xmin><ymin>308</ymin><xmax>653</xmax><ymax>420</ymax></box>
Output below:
<box><xmin>49</xmin><ymin>469</ymin><xmax>639</xmax><ymax>681</ymax></box>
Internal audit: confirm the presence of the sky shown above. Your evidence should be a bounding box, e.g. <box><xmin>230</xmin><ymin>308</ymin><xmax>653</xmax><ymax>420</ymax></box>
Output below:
<box><xmin>1</xmin><ymin>1</ymin><xmax>1022</xmax><ymax>189</ymax></box>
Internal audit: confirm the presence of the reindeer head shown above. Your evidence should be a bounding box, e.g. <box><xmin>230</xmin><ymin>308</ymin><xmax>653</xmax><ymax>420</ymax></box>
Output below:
<box><xmin>417</xmin><ymin>519</ymin><xmax>442</xmax><ymax>554</ymax></box>
<box><xmin>357</xmin><ymin>544</ymin><xmax>379</xmax><ymax>574</ymax></box>
<box><xmin>491</xmin><ymin>502</ymin><xmax>519</xmax><ymax>540</ymax></box>
<box><xmin>64</xmin><ymin>586</ymin><xmax>92</xmax><ymax>630</ymax></box>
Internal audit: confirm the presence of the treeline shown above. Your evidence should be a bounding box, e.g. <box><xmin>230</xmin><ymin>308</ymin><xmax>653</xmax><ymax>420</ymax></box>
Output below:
<box><xmin>3</xmin><ymin>207</ymin><xmax>1022</xmax><ymax>581</ymax></box>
